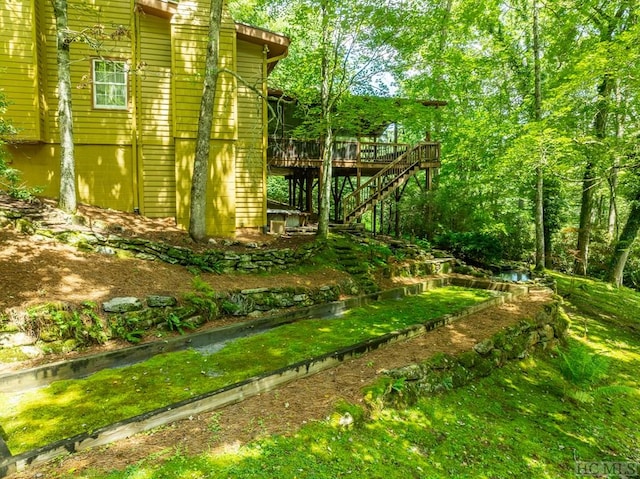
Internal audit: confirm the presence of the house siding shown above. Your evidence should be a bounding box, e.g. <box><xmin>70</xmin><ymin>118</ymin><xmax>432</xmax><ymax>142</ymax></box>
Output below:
<box><xmin>172</xmin><ymin>0</ymin><xmax>239</xmax><ymax>236</ymax></box>
<box><xmin>2</xmin><ymin>0</ymin><xmax>278</xmax><ymax>237</ymax></box>
<box><xmin>235</xmin><ymin>40</ymin><xmax>266</xmax><ymax>229</ymax></box>
<box><xmin>138</xmin><ymin>13</ymin><xmax>175</xmax><ymax>218</ymax></box>
<box><xmin>1</xmin><ymin>0</ymin><xmax>41</xmax><ymax>141</ymax></box>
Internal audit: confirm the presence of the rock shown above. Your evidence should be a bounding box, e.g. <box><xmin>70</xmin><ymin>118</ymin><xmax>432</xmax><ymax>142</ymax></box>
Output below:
<box><xmin>241</xmin><ymin>287</ymin><xmax>269</xmax><ymax>294</ymax></box>
<box><xmin>96</xmin><ymin>245</ymin><xmax>116</xmax><ymax>255</ymax></box>
<box><xmin>541</xmin><ymin>324</ymin><xmax>555</xmax><ymax>341</ymax></box>
<box><xmin>146</xmin><ymin>295</ymin><xmax>178</xmax><ymax>308</ymax></box>
<box><xmin>208</xmin><ymin>238</ymin><xmax>218</xmax><ymax>245</ymax></box>
<box><xmin>0</xmin><ymin>332</ymin><xmax>34</xmax><ymax>348</ymax></box>
<box><xmin>473</xmin><ymin>338</ymin><xmax>494</xmax><ymax>356</ymax></box>
<box><xmin>245</xmin><ymin>242</ymin><xmax>259</xmax><ymax>249</ymax></box>
<box><xmin>103</xmin><ymin>297</ymin><xmax>143</xmax><ymax>313</ymax></box>
<box><xmin>293</xmin><ymin>294</ymin><xmax>308</xmax><ymax>302</ymax></box>
<box><xmin>15</xmin><ymin>218</ymin><xmax>35</xmax><ymax>234</ymax></box>
<box><xmin>184</xmin><ymin>315</ymin><xmax>205</xmax><ymax>328</ymax></box>
<box><xmin>19</xmin><ymin>345</ymin><xmax>42</xmax><ymax>358</ymax></box>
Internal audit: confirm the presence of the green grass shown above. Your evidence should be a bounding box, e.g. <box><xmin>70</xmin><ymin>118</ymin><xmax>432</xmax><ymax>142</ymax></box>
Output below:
<box><xmin>552</xmin><ymin>272</ymin><xmax>640</xmax><ymax>332</ymax></box>
<box><xmin>1</xmin><ymin>286</ymin><xmax>492</xmax><ymax>454</ymax></box>
<box><xmin>46</xmin><ymin>274</ymin><xmax>640</xmax><ymax>479</ymax></box>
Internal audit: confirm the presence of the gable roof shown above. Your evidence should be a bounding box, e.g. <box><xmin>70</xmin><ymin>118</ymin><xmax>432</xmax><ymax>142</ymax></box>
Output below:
<box><xmin>235</xmin><ymin>22</ymin><xmax>290</xmax><ymax>72</ymax></box>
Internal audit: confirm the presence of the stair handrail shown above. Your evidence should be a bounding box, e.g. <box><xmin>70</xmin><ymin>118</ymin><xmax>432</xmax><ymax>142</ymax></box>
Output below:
<box><xmin>342</xmin><ymin>142</ymin><xmax>439</xmax><ymax>222</ymax></box>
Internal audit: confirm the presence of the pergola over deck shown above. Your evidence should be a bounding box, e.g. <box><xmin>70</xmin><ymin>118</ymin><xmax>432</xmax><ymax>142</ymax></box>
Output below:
<box><xmin>266</xmin><ymin>94</ymin><xmax>446</xmax><ymax>230</ymax></box>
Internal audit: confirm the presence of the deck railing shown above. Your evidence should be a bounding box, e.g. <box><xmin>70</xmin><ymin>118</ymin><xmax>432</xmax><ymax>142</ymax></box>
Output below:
<box><xmin>342</xmin><ymin>142</ymin><xmax>439</xmax><ymax>222</ymax></box>
<box><xmin>267</xmin><ymin>138</ymin><xmax>410</xmax><ymax>164</ymax></box>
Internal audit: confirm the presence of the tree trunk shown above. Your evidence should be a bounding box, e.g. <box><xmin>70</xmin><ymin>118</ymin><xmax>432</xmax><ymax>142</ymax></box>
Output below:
<box><xmin>575</xmin><ymin>76</ymin><xmax>612</xmax><ymax>274</ymax></box>
<box><xmin>53</xmin><ymin>0</ymin><xmax>77</xmax><ymax>214</ymax></box>
<box><xmin>317</xmin><ymin>1</ymin><xmax>332</xmax><ymax>240</ymax></box>
<box><xmin>607</xmin><ymin>159</ymin><xmax>619</xmax><ymax>241</ymax></box>
<box><xmin>532</xmin><ymin>0</ymin><xmax>545</xmax><ymax>271</ymax></box>
<box><xmin>189</xmin><ymin>0</ymin><xmax>224</xmax><ymax>242</ymax></box>
<box><xmin>606</xmin><ymin>198</ymin><xmax>640</xmax><ymax>287</ymax></box>
<box><xmin>575</xmin><ymin>161</ymin><xmax>596</xmax><ymax>275</ymax></box>
<box><xmin>317</xmin><ymin>128</ymin><xmax>333</xmax><ymax>239</ymax></box>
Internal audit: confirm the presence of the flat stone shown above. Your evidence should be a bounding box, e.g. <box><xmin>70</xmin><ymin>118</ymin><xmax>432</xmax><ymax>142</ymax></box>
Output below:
<box><xmin>20</xmin><ymin>345</ymin><xmax>42</xmax><ymax>358</ymax></box>
<box><xmin>0</xmin><ymin>332</ymin><xmax>34</xmax><ymax>348</ymax></box>
<box><xmin>146</xmin><ymin>295</ymin><xmax>178</xmax><ymax>308</ymax></box>
<box><xmin>96</xmin><ymin>245</ymin><xmax>116</xmax><ymax>255</ymax></box>
<box><xmin>241</xmin><ymin>288</ymin><xmax>269</xmax><ymax>294</ymax></box>
<box><xmin>103</xmin><ymin>297</ymin><xmax>143</xmax><ymax>313</ymax></box>
<box><xmin>473</xmin><ymin>338</ymin><xmax>494</xmax><ymax>355</ymax></box>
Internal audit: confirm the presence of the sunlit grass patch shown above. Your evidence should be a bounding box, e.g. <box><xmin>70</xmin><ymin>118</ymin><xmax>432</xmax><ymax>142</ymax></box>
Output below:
<box><xmin>44</xmin><ymin>276</ymin><xmax>640</xmax><ymax>479</ymax></box>
<box><xmin>2</xmin><ymin>286</ymin><xmax>492</xmax><ymax>454</ymax></box>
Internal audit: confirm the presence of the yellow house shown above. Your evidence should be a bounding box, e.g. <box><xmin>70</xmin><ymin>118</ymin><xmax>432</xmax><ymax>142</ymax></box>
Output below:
<box><xmin>0</xmin><ymin>0</ymin><xmax>289</xmax><ymax>236</ymax></box>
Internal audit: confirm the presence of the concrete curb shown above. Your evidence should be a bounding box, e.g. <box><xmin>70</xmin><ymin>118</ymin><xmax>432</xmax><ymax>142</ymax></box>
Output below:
<box><xmin>0</xmin><ymin>278</ymin><xmax>528</xmax><ymax>477</ymax></box>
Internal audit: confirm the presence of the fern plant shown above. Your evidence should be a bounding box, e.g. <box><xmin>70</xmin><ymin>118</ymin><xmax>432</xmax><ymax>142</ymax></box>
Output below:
<box><xmin>558</xmin><ymin>343</ymin><xmax>609</xmax><ymax>387</ymax></box>
<box><xmin>557</xmin><ymin>343</ymin><xmax>633</xmax><ymax>404</ymax></box>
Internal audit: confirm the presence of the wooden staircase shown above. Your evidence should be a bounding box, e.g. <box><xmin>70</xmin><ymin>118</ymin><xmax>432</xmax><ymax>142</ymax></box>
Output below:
<box><xmin>342</xmin><ymin>142</ymin><xmax>439</xmax><ymax>223</ymax></box>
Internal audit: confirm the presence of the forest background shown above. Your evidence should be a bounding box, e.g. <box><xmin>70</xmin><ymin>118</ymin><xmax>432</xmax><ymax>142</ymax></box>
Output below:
<box><xmin>228</xmin><ymin>0</ymin><xmax>639</xmax><ymax>288</ymax></box>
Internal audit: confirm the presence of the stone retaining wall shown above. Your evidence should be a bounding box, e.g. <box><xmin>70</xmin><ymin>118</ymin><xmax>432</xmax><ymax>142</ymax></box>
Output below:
<box><xmin>373</xmin><ymin>301</ymin><xmax>567</xmax><ymax>407</ymax></box>
<box><xmin>46</xmin><ymin>230</ymin><xmax>323</xmax><ymax>273</ymax></box>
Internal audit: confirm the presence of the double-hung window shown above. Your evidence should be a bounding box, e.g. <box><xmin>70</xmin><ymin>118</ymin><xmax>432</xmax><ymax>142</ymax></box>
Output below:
<box><xmin>92</xmin><ymin>59</ymin><xmax>128</xmax><ymax>110</ymax></box>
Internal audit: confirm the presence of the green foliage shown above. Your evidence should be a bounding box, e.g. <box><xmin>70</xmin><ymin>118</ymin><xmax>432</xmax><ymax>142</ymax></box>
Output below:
<box><xmin>266</xmin><ymin>176</ymin><xmax>289</xmax><ymax>204</ymax></box>
<box><xmin>0</xmin><ymin>93</ymin><xmax>41</xmax><ymax>200</ymax></box>
<box><xmin>24</xmin><ymin>301</ymin><xmax>107</xmax><ymax>346</ymax></box>
<box><xmin>557</xmin><ymin>343</ymin><xmax>608</xmax><ymax>387</ymax></box>
<box><xmin>164</xmin><ymin>311</ymin><xmax>196</xmax><ymax>335</ymax></box>
<box><xmin>52</xmin><ymin>300</ymin><xmax>640</xmax><ymax>479</ymax></box>
<box><xmin>221</xmin><ymin>293</ymin><xmax>255</xmax><ymax>316</ymax></box>
<box><xmin>3</xmin><ymin>286</ymin><xmax>491</xmax><ymax>454</ymax></box>
<box><xmin>435</xmin><ymin>230</ymin><xmax>504</xmax><ymax>264</ymax></box>
<box><xmin>182</xmin><ymin>277</ymin><xmax>220</xmax><ymax>321</ymax></box>
<box><xmin>109</xmin><ymin>315</ymin><xmax>145</xmax><ymax>344</ymax></box>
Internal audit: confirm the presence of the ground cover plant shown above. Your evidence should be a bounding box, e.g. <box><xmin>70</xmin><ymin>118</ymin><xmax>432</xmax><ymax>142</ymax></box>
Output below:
<box><xmin>44</xmin><ymin>274</ymin><xmax>639</xmax><ymax>479</ymax></box>
<box><xmin>1</xmin><ymin>286</ymin><xmax>493</xmax><ymax>454</ymax></box>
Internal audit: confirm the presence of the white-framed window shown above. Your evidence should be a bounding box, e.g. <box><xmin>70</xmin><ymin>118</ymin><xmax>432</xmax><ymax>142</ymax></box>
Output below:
<box><xmin>92</xmin><ymin>59</ymin><xmax>128</xmax><ymax>110</ymax></box>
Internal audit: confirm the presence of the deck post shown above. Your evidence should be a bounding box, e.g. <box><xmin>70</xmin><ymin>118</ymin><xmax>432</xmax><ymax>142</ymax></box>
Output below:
<box><xmin>305</xmin><ymin>169</ymin><xmax>314</xmax><ymax>213</ymax></box>
<box><xmin>373</xmin><ymin>203</ymin><xmax>377</xmax><ymax>235</ymax></box>
<box><xmin>395</xmin><ymin>189</ymin><xmax>401</xmax><ymax>238</ymax></box>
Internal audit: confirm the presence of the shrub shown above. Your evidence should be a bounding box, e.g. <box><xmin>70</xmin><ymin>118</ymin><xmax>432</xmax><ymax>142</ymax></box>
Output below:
<box><xmin>435</xmin><ymin>230</ymin><xmax>504</xmax><ymax>264</ymax></box>
<box><xmin>0</xmin><ymin>93</ymin><xmax>41</xmax><ymax>200</ymax></box>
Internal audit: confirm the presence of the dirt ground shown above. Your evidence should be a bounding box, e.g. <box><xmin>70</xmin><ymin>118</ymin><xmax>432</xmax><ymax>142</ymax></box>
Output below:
<box><xmin>0</xmin><ymin>196</ymin><xmax>553</xmax><ymax>477</ymax></box>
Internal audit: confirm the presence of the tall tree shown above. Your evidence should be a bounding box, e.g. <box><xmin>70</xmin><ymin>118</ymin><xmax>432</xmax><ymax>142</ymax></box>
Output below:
<box><xmin>574</xmin><ymin>1</ymin><xmax>635</xmax><ymax>275</ymax></box>
<box><xmin>237</xmin><ymin>0</ymin><xmax>414</xmax><ymax>239</ymax></box>
<box><xmin>189</xmin><ymin>0</ymin><xmax>225</xmax><ymax>242</ymax></box>
<box><xmin>607</xmin><ymin>191</ymin><xmax>640</xmax><ymax>286</ymax></box>
<box><xmin>52</xmin><ymin>0</ymin><xmax>77</xmax><ymax>213</ymax></box>
<box><xmin>316</xmin><ymin>0</ymin><xmax>333</xmax><ymax>239</ymax></box>
<box><xmin>532</xmin><ymin>0</ymin><xmax>545</xmax><ymax>271</ymax></box>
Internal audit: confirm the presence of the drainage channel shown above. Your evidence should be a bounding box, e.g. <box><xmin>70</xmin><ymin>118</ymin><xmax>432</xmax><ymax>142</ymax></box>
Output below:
<box><xmin>0</xmin><ymin>278</ymin><xmax>527</xmax><ymax>477</ymax></box>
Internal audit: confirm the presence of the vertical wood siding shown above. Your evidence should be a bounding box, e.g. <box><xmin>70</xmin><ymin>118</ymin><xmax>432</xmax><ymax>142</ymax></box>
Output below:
<box><xmin>172</xmin><ymin>0</ymin><xmax>240</xmax><ymax>236</ymax></box>
<box><xmin>1</xmin><ymin>0</ymin><xmax>41</xmax><ymax>141</ymax></box>
<box><xmin>38</xmin><ymin>1</ymin><xmax>134</xmax><ymax>144</ymax></box>
<box><xmin>235</xmin><ymin>40</ymin><xmax>265</xmax><ymax>228</ymax></box>
<box><xmin>139</xmin><ymin>14</ymin><xmax>175</xmax><ymax>218</ymax></box>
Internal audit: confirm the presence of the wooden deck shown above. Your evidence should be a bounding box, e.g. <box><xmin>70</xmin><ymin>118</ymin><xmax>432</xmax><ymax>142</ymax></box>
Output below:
<box><xmin>267</xmin><ymin>139</ymin><xmax>440</xmax><ymax>176</ymax></box>
<box><xmin>267</xmin><ymin>138</ymin><xmax>441</xmax><ymax>227</ymax></box>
